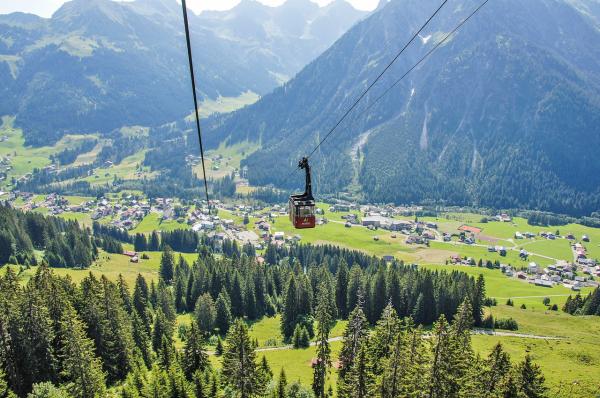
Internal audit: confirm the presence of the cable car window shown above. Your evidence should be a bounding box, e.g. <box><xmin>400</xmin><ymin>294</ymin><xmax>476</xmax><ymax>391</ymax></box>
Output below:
<box><xmin>299</xmin><ymin>206</ymin><xmax>314</xmax><ymax>217</ymax></box>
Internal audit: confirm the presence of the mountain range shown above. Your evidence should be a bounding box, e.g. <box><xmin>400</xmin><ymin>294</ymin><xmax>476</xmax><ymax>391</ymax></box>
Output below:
<box><xmin>0</xmin><ymin>0</ymin><xmax>367</xmax><ymax>145</ymax></box>
<box><xmin>205</xmin><ymin>0</ymin><xmax>600</xmax><ymax>216</ymax></box>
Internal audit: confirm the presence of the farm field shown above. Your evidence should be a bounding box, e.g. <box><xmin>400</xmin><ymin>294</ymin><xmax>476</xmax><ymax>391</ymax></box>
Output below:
<box><xmin>1</xmin><ymin>249</ymin><xmax>199</xmax><ymax>286</ymax></box>
<box><xmin>0</xmin><ymin>116</ymin><xmax>93</xmax><ymax>188</ymax></box>
<box><xmin>130</xmin><ymin>212</ymin><xmax>190</xmax><ymax>234</ymax></box>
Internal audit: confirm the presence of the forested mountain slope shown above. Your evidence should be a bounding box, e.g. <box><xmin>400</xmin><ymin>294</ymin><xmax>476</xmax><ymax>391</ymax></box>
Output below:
<box><xmin>0</xmin><ymin>0</ymin><xmax>366</xmax><ymax>145</ymax></box>
<box><xmin>205</xmin><ymin>0</ymin><xmax>600</xmax><ymax>216</ymax></box>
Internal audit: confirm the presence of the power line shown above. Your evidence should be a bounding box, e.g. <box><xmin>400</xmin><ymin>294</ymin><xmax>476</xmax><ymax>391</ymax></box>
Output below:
<box><xmin>305</xmin><ymin>0</ymin><xmax>451</xmax><ymax>159</ymax></box>
<box><xmin>181</xmin><ymin>0</ymin><xmax>210</xmax><ymax>205</ymax></box>
<box><xmin>356</xmin><ymin>0</ymin><xmax>491</xmax><ymax>120</ymax></box>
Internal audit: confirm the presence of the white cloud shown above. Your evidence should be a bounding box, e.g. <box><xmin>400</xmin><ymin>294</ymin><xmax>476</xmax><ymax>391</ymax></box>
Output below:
<box><xmin>0</xmin><ymin>0</ymin><xmax>379</xmax><ymax>18</ymax></box>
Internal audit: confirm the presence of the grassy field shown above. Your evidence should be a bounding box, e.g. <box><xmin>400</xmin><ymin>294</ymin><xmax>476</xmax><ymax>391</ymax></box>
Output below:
<box><xmin>419</xmin><ymin>263</ymin><xmax>591</xmax><ymax>309</ymax></box>
<box><xmin>131</xmin><ymin>213</ymin><xmax>190</xmax><ymax>234</ymax></box>
<box><xmin>194</xmin><ymin>140</ymin><xmax>260</xmax><ymax>180</ymax></box>
<box><xmin>1</xmin><ymin>249</ymin><xmax>199</xmax><ymax>286</ymax></box>
<box><xmin>0</xmin><ymin>116</ymin><xmax>93</xmax><ymax>188</ymax></box>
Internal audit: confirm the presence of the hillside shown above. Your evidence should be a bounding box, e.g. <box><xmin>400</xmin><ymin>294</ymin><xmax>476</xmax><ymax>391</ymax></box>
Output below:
<box><xmin>205</xmin><ymin>0</ymin><xmax>600</xmax><ymax>217</ymax></box>
<box><xmin>0</xmin><ymin>0</ymin><xmax>367</xmax><ymax>145</ymax></box>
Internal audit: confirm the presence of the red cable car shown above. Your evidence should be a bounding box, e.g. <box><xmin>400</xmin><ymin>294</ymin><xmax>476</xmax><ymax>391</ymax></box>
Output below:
<box><xmin>289</xmin><ymin>157</ymin><xmax>316</xmax><ymax>229</ymax></box>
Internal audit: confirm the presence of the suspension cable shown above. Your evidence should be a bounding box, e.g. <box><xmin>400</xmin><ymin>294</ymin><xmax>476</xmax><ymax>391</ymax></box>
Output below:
<box><xmin>304</xmin><ymin>0</ymin><xmax>451</xmax><ymax>160</ymax></box>
<box><xmin>181</xmin><ymin>0</ymin><xmax>210</xmax><ymax>205</ymax></box>
<box><xmin>355</xmin><ymin>0</ymin><xmax>491</xmax><ymax>121</ymax></box>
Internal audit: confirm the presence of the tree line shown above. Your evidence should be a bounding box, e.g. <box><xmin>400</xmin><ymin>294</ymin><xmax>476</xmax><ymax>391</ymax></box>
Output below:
<box><xmin>0</xmin><ymin>205</ymin><xmax>97</xmax><ymax>268</ymax></box>
<box><xmin>562</xmin><ymin>289</ymin><xmax>600</xmax><ymax>316</ymax></box>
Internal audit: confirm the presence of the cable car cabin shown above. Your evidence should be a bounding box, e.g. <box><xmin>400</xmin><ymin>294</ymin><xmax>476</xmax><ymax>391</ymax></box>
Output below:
<box><xmin>289</xmin><ymin>157</ymin><xmax>316</xmax><ymax>229</ymax></box>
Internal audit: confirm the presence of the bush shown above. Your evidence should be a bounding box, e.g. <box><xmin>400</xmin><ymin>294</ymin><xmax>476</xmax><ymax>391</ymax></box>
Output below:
<box><xmin>550</xmin><ymin>304</ymin><xmax>558</xmax><ymax>311</ymax></box>
<box><xmin>494</xmin><ymin>317</ymin><xmax>519</xmax><ymax>331</ymax></box>
<box><xmin>293</xmin><ymin>324</ymin><xmax>310</xmax><ymax>349</ymax></box>
<box><xmin>506</xmin><ymin>298</ymin><xmax>514</xmax><ymax>306</ymax></box>
<box><xmin>542</xmin><ymin>297</ymin><xmax>551</xmax><ymax>306</ymax></box>
<box><xmin>482</xmin><ymin>314</ymin><xmax>495</xmax><ymax>329</ymax></box>
<box><xmin>483</xmin><ymin>297</ymin><xmax>498</xmax><ymax>307</ymax></box>
<box><xmin>520</xmin><ymin>304</ymin><xmax>527</xmax><ymax>310</ymax></box>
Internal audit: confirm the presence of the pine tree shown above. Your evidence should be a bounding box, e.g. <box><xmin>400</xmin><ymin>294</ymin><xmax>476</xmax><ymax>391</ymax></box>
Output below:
<box><xmin>379</xmin><ymin>321</ymin><xmax>426</xmax><ymax>398</ymax></box>
<box><xmin>15</xmin><ymin>286</ymin><xmax>57</xmax><ymax>393</ymax></box>
<box><xmin>193</xmin><ymin>371</ymin><xmax>206</xmax><ymax>398</ymax></box>
<box><xmin>195</xmin><ymin>293</ymin><xmax>216</xmax><ymax>335</ymax></box>
<box><xmin>260</xmin><ymin>355</ymin><xmax>273</xmax><ymax>380</ymax></box>
<box><xmin>152</xmin><ymin>308</ymin><xmax>174</xmax><ymax>352</ymax></box>
<box><xmin>149</xmin><ymin>231</ymin><xmax>160</xmax><ymax>252</ymax></box>
<box><xmin>312</xmin><ymin>283</ymin><xmax>333</xmax><ymax>398</ymax></box>
<box><xmin>174</xmin><ymin>274</ymin><xmax>186</xmax><ymax>313</ymax></box>
<box><xmin>58</xmin><ymin>306</ymin><xmax>106</xmax><ymax>398</ymax></box>
<box><xmin>117</xmin><ymin>274</ymin><xmax>133</xmax><ymax>314</ymax></box>
<box><xmin>0</xmin><ymin>369</ymin><xmax>16</xmax><ymax>398</ymax></box>
<box><xmin>368</xmin><ymin>303</ymin><xmax>400</xmax><ymax>377</ymax></box>
<box><xmin>132</xmin><ymin>274</ymin><xmax>152</xmax><ymax>335</ymax></box>
<box><xmin>160</xmin><ymin>246</ymin><xmax>175</xmax><ymax>284</ymax></box>
<box><xmin>482</xmin><ymin>343</ymin><xmax>512</xmax><ymax>395</ymax></box>
<box><xmin>215</xmin><ymin>290</ymin><xmax>232</xmax><ymax>335</ymax></box>
<box><xmin>156</xmin><ymin>278</ymin><xmax>177</xmax><ymax>323</ymax></box>
<box><xmin>472</xmin><ymin>275</ymin><xmax>486</xmax><ymax>326</ymax></box>
<box><xmin>131</xmin><ymin>311</ymin><xmax>153</xmax><ymax>367</ymax></box>
<box><xmin>276</xmin><ymin>369</ymin><xmax>287</xmax><ymax>398</ymax></box>
<box><xmin>133</xmin><ymin>233</ymin><xmax>147</xmax><ymax>252</ymax></box>
<box><xmin>182</xmin><ymin>323</ymin><xmax>209</xmax><ymax>380</ymax></box>
<box><xmin>337</xmin><ymin>300</ymin><xmax>369</xmax><ymax>390</ymax></box>
<box><xmin>222</xmin><ymin>319</ymin><xmax>266</xmax><ymax>398</ymax></box>
<box><xmin>230</xmin><ymin>273</ymin><xmax>245</xmax><ymax>318</ymax></box>
<box><xmin>186</xmin><ymin>272</ymin><xmax>196</xmax><ymax>312</ymax></box>
<box><xmin>281</xmin><ymin>275</ymin><xmax>299</xmax><ymax>340</ymax></box>
<box><xmin>343</xmin><ymin>344</ymin><xmax>371</xmax><ymax>398</ymax></box>
<box><xmin>335</xmin><ymin>260</ymin><xmax>349</xmax><ymax>319</ymax></box>
<box><xmin>517</xmin><ymin>355</ymin><xmax>547</xmax><ymax>398</ymax></box>
<box><xmin>427</xmin><ymin>316</ymin><xmax>454</xmax><ymax>398</ymax></box>
<box><xmin>142</xmin><ymin>365</ymin><xmax>169</xmax><ymax>397</ymax></box>
<box><xmin>371</xmin><ymin>266</ymin><xmax>388</xmax><ymax>322</ymax></box>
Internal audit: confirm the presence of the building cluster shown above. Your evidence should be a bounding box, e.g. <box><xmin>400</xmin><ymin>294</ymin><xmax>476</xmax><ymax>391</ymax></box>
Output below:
<box><xmin>501</xmin><ymin>259</ymin><xmax>599</xmax><ymax>291</ymax></box>
<box><xmin>0</xmin><ymin>155</ymin><xmax>11</xmax><ymax>182</ymax></box>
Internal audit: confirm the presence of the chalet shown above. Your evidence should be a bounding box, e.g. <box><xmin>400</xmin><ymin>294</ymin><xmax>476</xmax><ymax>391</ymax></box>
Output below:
<box><xmin>528</xmin><ymin>262</ymin><xmax>539</xmax><ymax>273</ymax></box>
<box><xmin>406</xmin><ymin>235</ymin><xmax>424</xmax><ymax>245</ymax></box>
<box><xmin>519</xmin><ymin>249</ymin><xmax>528</xmax><ymax>259</ymax></box>
<box><xmin>497</xmin><ymin>213</ymin><xmax>512</xmax><ymax>222</ymax></box>
<box><xmin>582</xmin><ymin>235</ymin><xmax>590</xmax><ymax>242</ymax></box>
<box><xmin>362</xmin><ymin>216</ymin><xmax>387</xmax><ymax>228</ymax></box>
<box><xmin>426</xmin><ymin>222</ymin><xmax>438</xmax><ymax>229</ymax></box>
<box><xmin>566</xmin><ymin>233</ymin><xmax>575</xmax><ymax>240</ymax></box>
<box><xmin>534</xmin><ymin>279</ymin><xmax>553</xmax><ymax>288</ymax></box>
<box><xmin>443</xmin><ymin>234</ymin><xmax>451</xmax><ymax>242</ymax></box>
<box><xmin>124</xmin><ymin>251</ymin><xmax>137</xmax><ymax>258</ymax></box>
<box><xmin>524</xmin><ymin>232</ymin><xmax>536</xmax><ymax>239</ymax></box>
<box><xmin>497</xmin><ymin>246</ymin><xmax>507</xmax><ymax>256</ymax></box>
<box><xmin>515</xmin><ymin>232</ymin><xmax>524</xmax><ymax>239</ymax></box>
<box><xmin>383</xmin><ymin>255</ymin><xmax>395</xmax><ymax>262</ymax></box>
<box><xmin>488</xmin><ymin>246</ymin><xmax>497</xmax><ymax>252</ymax></box>
<box><xmin>422</xmin><ymin>231</ymin><xmax>435</xmax><ymax>240</ymax></box>
<box><xmin>390</xmin><ymin>220</ymin><xmax>412</xmax><ymax>231</ymax></box>
<box><xmin>516</xmin><ymin>271</ymin><xmax>527</xmax><ymax>280</ymax></box>
<box><xmin>130</xmin><ymin>256</ymin><xmax>139</xmax><ymax>263</ymax></box>
<box><xmin>274</xmin><ymin>232</ymin><xmax>285</xmax><ymax>241</ymax></box>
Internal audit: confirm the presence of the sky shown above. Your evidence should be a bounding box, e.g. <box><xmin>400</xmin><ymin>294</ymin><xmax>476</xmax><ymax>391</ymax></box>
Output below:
<box><xmin>0</xmin><ymin>0</ymin><xmax>380</xmax><ymax>18</ymax></box>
